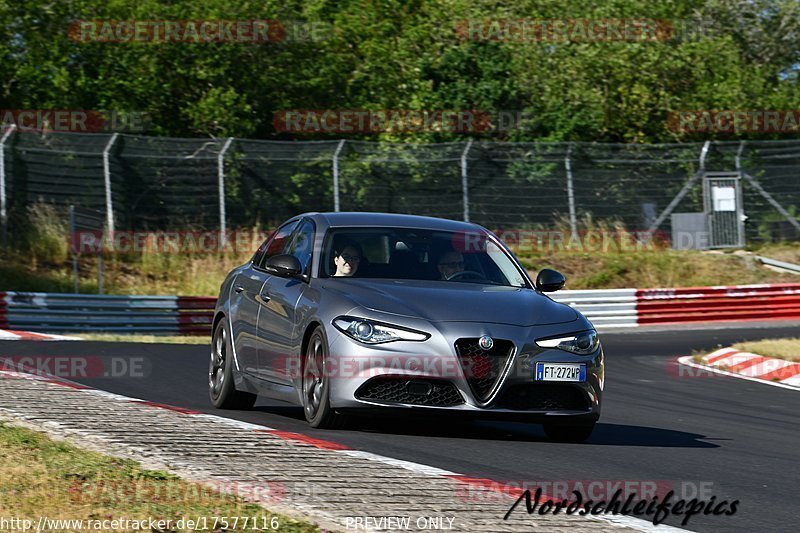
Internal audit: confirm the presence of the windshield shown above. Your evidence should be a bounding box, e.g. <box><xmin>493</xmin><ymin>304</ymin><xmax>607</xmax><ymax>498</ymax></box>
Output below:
<box><xmin>322</xmin><ymin>227</ymin><xmax>529</xmax><ymax>288</ymax></box>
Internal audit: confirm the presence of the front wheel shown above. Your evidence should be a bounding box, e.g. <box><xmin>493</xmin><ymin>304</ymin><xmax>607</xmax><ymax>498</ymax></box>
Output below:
<box><xmin>209</xmin><ymin>320</ymin><xmax>257</xmax><ymax>410</ymax></box>
<box><xmin>302</xmin><ymin>326</ymin><xmax>348</xmax><ymax>429</ymax></box>
<box><xmin>543</xmin><ymin>422</ymin><xmax>595</xmax><ymax>443</ymax></box>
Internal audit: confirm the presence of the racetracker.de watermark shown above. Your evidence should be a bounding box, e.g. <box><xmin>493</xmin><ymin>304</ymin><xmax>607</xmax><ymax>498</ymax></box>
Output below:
<box><xmin>70</xmin><ymin>229</ymin><xmax>707</xmax><ymax>255</ymax></box>
<box><xmin>668</xmin><ymin>110</ymin><xmax>800</xmax><ymax>134</ymax></box>
<box><xmin>67</xmin><ymin>478</ymin><xmax>286</xmax><ymax>505</ymax></box>
<box><xmin>0</xmin><ymin>355</ymin><xmax>150</xmax><ymax>379</ymax></box>
<box><xmin>69</xmin><ymin>20</ymin><xmax>332</xmax><ymax>43</ymax></box>
<box><xmin>454</xmin><ymin>19</ymin><xmax>673</xmax><ymax>42</ymax></box>
<box><xmin>456</xmin><ymin>479</ymin><xmax>717</xmax><ymax>503</ymax></box>
<box><xmin>465</xmin><ymin>229</ymin><xmax>671</xmax><ymax>254</ymax></box>
<box><xmin>1</xmin><ymin>109</ymin><xmax>148</xmax><ymax>133</ymax></box>
<box><xmin>70</xmin><ymin>230</ymin><xmax>273</xmax><ymax>254</ymax></box>
<box><xmin>273</xmin><ymin>109</ymin><xmax>496</xmax><ymax>134</ymax></box>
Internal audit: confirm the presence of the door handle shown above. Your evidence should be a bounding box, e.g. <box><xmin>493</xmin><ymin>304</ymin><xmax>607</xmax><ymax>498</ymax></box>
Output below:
<box><xmin>259</xmin><ymin>291</ymin><xmax>271</xmax><ymax>303</ymax></box>
<box><xmin>233</xmin><ymin>284</ymin><xmax>245</xmax><ymax>293</ymax></box>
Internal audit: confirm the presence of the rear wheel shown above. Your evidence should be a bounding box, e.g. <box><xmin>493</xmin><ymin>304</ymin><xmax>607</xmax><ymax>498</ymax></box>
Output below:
<box><xmin>543</xmin><ymin>422</ymin><xmax>595</xmax><ymax>443</ymax></box>
<box><xmin>302</xmin><ymin>326</ymin><xmax>348</xmax><ymax>429</ymax></box>
<box><xmin>209</xmin><ymin>320</ymin><xmax>257</xmax><ymax>410</ymax></box>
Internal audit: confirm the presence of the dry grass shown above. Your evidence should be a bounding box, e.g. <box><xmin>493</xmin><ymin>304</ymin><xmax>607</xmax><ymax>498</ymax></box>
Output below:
<box><xmin>731</xmin><ymin>338</ymin><xmax>800</xmax><ymax>362</ymax></box>
<box><xmin>0</xmin><ymin>422</ymin><xmax>317</xmax><ymax>532</ymax></box>
<box><xmin>75</xmin><ymin>334</ymin><xmax>209</xmax><ymax>345</ymax></box>
<box><xmin>2</xmin><ymin>210</ymin><xmax>798</xmax><ymax>295</ymax></box>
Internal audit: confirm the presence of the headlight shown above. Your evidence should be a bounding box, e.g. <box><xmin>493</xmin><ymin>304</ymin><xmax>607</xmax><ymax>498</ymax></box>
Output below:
<box><xmin>535</xmin><ymin>330</ymin><xmax>599</xmax><ymax>355</ymax></box>
<box><xmin>332</xmin><ymin>316</ymin><xmax>430</xmax><ymax>344</ymax></box>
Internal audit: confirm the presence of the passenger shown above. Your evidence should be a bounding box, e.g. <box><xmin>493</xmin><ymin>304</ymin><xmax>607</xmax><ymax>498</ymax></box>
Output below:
<box><xmin>332</xmin><ymin>240</ymin><xmax>362</xmax><ymax>277</ymax></box>
<box><xmin>437</xmin><ymin>250</ymin><xmax>465</xmax><ymax>280</ymax></box>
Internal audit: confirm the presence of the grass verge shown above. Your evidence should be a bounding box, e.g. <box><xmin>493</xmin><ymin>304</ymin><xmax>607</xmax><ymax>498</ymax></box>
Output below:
<box><xmin>75</xmin><ymin>334</ymin><xmax>209</xmax><ymax>345</ymax></box>
<box><xmin>2</xmin><ymin>209</ymin><xmax>799</xmax><ymax>294</ymax></box>
<box><xmin>0</xmin><ymin>422</ymin><xmax>318</xmax><ymax>532</ymax></box>
<box><xmin>731</xmin><ymin>338</ymin><xmax>800</xmax><ymax>362</ymax></box>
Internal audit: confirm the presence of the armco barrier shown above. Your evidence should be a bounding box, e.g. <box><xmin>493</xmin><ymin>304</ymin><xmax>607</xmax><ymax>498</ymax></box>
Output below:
<box><xmin>1</xmin><ymin>284</ymin><xmax>799</xmax><ymax>336</ymax></box>
<box><xmin>636</xmin><ymin>284</ymin><xmax>800</xmax><ymax>324</ymax></box>
<box><xmin>0</xmin><ymin>292</ymin><xmax>215</xmax><ymax>335</ymax></box>
<box><xmin>551</xmin><ymin>289</ymin><xmax>638</xmax><ymax>328</ymax></box>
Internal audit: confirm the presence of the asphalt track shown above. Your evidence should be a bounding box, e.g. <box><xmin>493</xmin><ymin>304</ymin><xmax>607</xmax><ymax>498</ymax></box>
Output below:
<box><xmin>3</xmin><ymin>323</ymin><xmax>799</xmax><ymax>532</ymax></box>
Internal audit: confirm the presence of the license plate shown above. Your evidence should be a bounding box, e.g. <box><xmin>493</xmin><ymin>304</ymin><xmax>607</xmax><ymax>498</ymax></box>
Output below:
<box><xmin>535</xmin><ymin>363</ymin><xmax>586</xmax><ymax>382</ymax></box>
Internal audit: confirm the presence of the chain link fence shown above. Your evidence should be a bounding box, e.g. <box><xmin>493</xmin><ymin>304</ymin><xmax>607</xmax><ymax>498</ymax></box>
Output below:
<box><xmin>1</xmin><ymin>126</ymin><xmax>798</xmax><ymax>246</ymax></box>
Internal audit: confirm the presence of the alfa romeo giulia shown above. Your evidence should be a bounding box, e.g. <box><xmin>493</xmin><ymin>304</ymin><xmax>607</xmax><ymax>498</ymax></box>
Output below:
<box><xmin>209</xmin><ymin>212</ymin><xmax>603</xmax><ymax>442</ymax></box>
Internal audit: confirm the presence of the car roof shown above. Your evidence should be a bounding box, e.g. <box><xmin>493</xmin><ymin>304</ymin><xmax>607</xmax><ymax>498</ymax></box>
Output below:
<box><xmin>305</xmin><ymin>212</ymin><xmax>486</xmax><ymax>233</ymax></box>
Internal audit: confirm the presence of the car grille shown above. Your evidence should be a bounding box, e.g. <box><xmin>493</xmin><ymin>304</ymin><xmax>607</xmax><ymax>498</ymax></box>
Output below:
<box><xmin>494</xmin><ymin>384</ymin><xmax>590</xmax><ymax>411</ymax></box>
<box><xmin>454</xmin><ymin>338</ymin><xmax>515</xmax><ymax>403</ymax></box>
<box><xmin>355</xmin><ymin>377</ymin><xmax>464</xmax><ymax>407</ymax></box>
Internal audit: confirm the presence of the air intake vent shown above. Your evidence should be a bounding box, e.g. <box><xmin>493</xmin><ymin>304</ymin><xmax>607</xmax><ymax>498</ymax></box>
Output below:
<box><xmin>454</xmin><ymin>338</ymin><xmax>515</xmax><ymax>403</ymax></box>
<box><xmin>355</xmin><ymin>377</ymin><xmax>464</xmax><ymax>407</ymax></box>
<box><xmin>495</xmin><ymin>384</ymin><xmax>590</xmax><ymax>411</ymax></box>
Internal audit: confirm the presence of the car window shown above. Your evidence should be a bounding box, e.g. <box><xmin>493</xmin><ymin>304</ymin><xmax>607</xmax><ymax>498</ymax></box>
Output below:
<box><xmin>251</xmin><ymin>234</ymin><xmax>272</xmax><ymax>266</ymax></box>
<box><xmin>321</xmin><ymin>227</ymin><xmax>529</xmax><ymax>287</ymax></box>
<box><xmin>257</xmin><ymin>220</ymin><xmax>298</xmax><ymax>268</ymax></box>
<box><xmin>285</xmin><ymin>219</ymin><xmax>315</xmax><ymax>274</ymax></box>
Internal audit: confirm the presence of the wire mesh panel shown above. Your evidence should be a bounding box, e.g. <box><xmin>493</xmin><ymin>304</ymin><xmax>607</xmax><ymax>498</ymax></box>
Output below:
<box><xmin>114</xmin><ymin>135</ymin><xmax>224</xmax><ymax>230</ymax></box>
<box><xmin>229</xmin><ymin>140</ymin><xmax>338</xmax><ymax>227</ymax></box>
<box><xmin>467</xmin><ymin>142</ymin><xmax>571</xmax><ymax>229</ymax></box>
<box><xmin>570</xmin><ymin>143</ymin><xmax>705</xmax><ymax>234</ymax></box>
<box><xmin>10</xmin><ymin>130</ymin><xmax>111</xmax><ymax>213</ymax></box>
<box><xmin>1</xmin><ymin>132</ymin><xmax>798</xmax><ymax>246</ymax></box>
<box><xmin>736</xmin><ymin>140</ymin><xmax>800</xmax><ymax>243</ymax></box>
<box><xmin>338</xmin><ymin>141</ymin><xmax>465</xmax><ymax>220</ymax></box>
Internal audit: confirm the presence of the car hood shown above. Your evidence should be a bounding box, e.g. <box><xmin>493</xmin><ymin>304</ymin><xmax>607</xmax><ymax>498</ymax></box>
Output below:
<box><xmin>321</xmin><ymin>279</ymin><xmax>578</xmax><ymax>326</ymax></box>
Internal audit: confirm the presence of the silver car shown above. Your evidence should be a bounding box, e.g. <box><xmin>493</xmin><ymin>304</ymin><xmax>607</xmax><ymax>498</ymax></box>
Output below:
<box><xmin>209</xmin><ymin>213</ymin><xmax>603</xmax><ymax>442</ymax></box>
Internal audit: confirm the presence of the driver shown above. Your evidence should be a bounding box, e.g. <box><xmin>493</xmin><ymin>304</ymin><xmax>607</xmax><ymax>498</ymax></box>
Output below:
<box><xmin>332</xmin><ymin>240</ymin><xmax>362</xmax><ymax>277</ymax></box>
<box><xmin>437</xmin><ymin>250</ymin><xmax>465</xmax><ymax>280</ymax></box>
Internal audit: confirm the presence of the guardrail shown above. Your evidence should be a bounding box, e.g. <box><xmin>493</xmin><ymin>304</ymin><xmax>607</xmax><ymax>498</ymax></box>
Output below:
<box><xmin>635</xmin><ymin>284</ymin><xmax>800</xmax><ymax>324</ymax></box>
<box><xmin>755</xmin><ymin>256</ymin><xmax>800</xmax><ymax>275</ymax></box>
<box><xmin>2</xmin><ymin>284</ymin><xmax>800</xmax><ymax>336</ymax></box>
<box><xmin>551</xmin><ymin>289</ymin><xmax>638</xmax><ymax>328</ymax></box>
<box><xmin>0</xmin><ymin>292</ymin><xmax>214</xmax><ymax>335</ymax></box>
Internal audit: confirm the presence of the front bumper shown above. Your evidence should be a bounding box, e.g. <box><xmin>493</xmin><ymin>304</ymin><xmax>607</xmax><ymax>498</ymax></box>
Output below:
<box><xmin>323</xmin><ymin>319</ymin><xmax>603</xmax><ymax>422</ymax></box>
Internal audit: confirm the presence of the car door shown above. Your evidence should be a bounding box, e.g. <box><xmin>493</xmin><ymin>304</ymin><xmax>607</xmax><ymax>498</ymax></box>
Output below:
<box><xmin>257</xmin><ymin>218</ymin><xmax>315</xmax><ymax>384</ymax></box>
<box><xmin>229</xmin><ymin>220</ymin><xmax>297</xmax><ymax>377</ymax></box>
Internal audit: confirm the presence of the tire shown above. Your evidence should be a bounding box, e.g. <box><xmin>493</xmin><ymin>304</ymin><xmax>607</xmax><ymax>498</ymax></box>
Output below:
<box><xmin>302</xmin><ymin>326</ymin><xmax>348</xmax><ymax>429</ymax></box>
<box><xmin>209</xmin><ymin>319</ymin><xmax>257</xmax><ymax>410</ymax></box>
<box><xmin>543</xmin><ymin>422</ymin><xmax>595</xmax><ymax>443</ymax></box>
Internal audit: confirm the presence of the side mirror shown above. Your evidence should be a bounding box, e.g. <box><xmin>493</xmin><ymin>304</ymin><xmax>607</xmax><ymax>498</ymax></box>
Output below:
<box><xmin>266</xmin><ymin>254</ymin><xmax>302</xmax><ymax>278</ymax></box>
<box><xmin>536</xmin><ymin>268</ymin><xmax>566</xmax><ymax>292</ymax></box>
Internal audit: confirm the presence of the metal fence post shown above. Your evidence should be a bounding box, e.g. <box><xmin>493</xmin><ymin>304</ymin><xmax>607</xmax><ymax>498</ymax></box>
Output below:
<box><xmin>332</xmin><ymin>139</ymin><xmax>346</xmax><ymax>212</ymax></box>
<box><xmin>102</xmin><ymin>133</ymin><xmax>119</xmax><ymax>237</ymax></box>
<box><xmin>565</xmin><ymin>143</ymin><xmax>578</xmax><ymax>240</ymax></box>
<box><xmin>218</xmin><ymin>137</ymin><xmax>234</xmax><ymax>245</ymax></box>
<box><xmin>70</xmin><ymin>205</ymin><xmax>78</xmax><ymax>293</ymax></box>
<box><xmin>461</xmin><ymin>139</ymin><xmax>473</xmax><ymax>222</ymax></box>
<box><xmin>0</xmin><ymin>124</ymin><xmax>17</xmax><ymax>245</ymax></box>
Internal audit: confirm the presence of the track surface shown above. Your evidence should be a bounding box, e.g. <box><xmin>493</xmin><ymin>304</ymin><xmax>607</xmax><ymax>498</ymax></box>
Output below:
<box><xmin>3</xmin><ymin>324</ymin><xmax>799</xmax><ymax>532</ymax></box>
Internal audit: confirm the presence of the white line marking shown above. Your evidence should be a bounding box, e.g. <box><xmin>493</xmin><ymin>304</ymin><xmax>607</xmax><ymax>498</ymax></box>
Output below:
<box><xmin>678</xmin><ymin>356</ymin><xmax>800</xmax><ymax>391</ymax></box>
<box><xmin>0</xmin><ymin>329</ymin><xmax>79</xmax><ymax>341</ymax></box>
<box><xmin>191</xmin><ymin>413</ymin><xmax>274</xmax><ymax>432</ymax></box>
<box><xmin>83</xmin><ymin>389</ymin><xmax>145</xmax><ymax>402</ymax></box>
<box><xmin>341</xmin><ymin>450</ymin><xmax>461</xmax><ymax>477</ymax></box>
<box><xmin>781</xmin><ymin>374</ymin><xmax>800</xmax><ymax>386</ymax></box>
<box><xmin>0</xmin><ymin>330</ymin><xmax>21</xmax><ymax>340</ymax></box>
